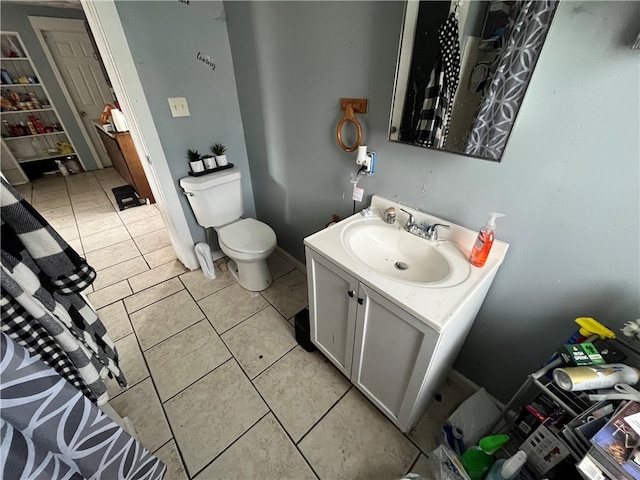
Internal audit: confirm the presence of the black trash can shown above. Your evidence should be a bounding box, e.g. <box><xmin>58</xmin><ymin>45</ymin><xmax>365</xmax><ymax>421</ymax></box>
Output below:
<box><xmin>294</xmin><ymin>308</ymin><xmax>316</xmax><ymax>352</ymax></box>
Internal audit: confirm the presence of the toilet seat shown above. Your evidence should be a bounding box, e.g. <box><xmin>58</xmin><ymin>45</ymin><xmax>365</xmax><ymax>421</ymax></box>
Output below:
<box><xmin>218</xmin><ymin>218</ymin><xmax>276</xmax><ymax>255</ymax></box>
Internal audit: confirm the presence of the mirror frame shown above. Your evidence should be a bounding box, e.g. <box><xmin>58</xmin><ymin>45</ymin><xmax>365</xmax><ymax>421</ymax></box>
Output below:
<box><xmin>388</xmin><ymin>0</ymin><xmax>559</xmax><ymax>162</ymax></box>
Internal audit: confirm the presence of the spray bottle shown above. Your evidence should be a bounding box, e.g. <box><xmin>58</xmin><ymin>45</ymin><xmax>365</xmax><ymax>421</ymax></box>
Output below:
<box><xmin>460</xmin><ymin>434</ymin><xmax>510</xmax><ymax>480</ymax></box>
<box><xmin>55</xmin><ymin>160</ymin><xmax>69</xmax><ymax>176</ymax></box>
<box><xmin>469</xmin><ymin>213</ymin><xmax>505</xmax><ymax>268</ymax></box>
<box><xmin>485</xmin><ymin>450</ymin><xmax>527</xmax><ymax>480</ymax></box>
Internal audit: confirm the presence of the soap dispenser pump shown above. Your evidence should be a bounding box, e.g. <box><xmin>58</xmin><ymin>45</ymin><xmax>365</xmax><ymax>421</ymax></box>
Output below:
<box><xmin>469</xmin><ymin>212</ymin><xmax>504</xmax><ymax>268</ymax></box>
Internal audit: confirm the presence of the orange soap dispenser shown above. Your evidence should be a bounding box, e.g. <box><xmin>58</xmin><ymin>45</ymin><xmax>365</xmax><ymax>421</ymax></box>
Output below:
<box><xmin>469</xmin><ymin>212</ymin><xmax>504</xmax><ymax>267</ymax></box>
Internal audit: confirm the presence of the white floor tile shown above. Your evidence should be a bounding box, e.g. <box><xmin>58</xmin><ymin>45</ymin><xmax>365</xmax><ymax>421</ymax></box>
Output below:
<box><xmin>129</xmin><ymin>290</ymin><xmax>204</xmax><ymax>350</ymax></box>
<box><xmin>154</xmin><ymin>440</ymin><xmax>188</xmax><ymax>480</ymax></box>
<box><xmin>221</xmin><ymin>305</ymin><xmax>297</xmax><ymax>379</ymax></box>
<box><xmin>108</xmin><ymin>378</ymin><xmax>172</xmax><ymax>453</ymax></box>
<box><xmin>164</xmin><ymin>360</ymin><xmax>268</xmax><ymax>476</ymax></box>
<box><xmin>194</xmin><ymin>413</ymin><xmax>316</xmax><ymax>480</ymax></box>
<box><xmin>298</xmin><ymin>388</ymin><xmax>418</xmax><ymax>480</ymax></box>
<box><xmin>144</xmin><ymin>320</ymin><xmax>231</xmax><ymax>402</ymax></box>
<box><xmin>254</xmin><ymin>346</ymin><xmax>351</xmax><ymax>442</ymax></box>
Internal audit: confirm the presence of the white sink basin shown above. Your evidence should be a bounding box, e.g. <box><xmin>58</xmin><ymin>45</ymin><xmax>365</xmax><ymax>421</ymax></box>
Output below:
<box><xmin>341</xmin><ymin>218</ymin><xmax>471</xmax><ymax>287</ymax></box>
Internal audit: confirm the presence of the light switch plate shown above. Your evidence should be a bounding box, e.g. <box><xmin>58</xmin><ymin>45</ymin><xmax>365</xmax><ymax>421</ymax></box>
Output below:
<box><xmin>168</xmin><ymin>97</ymin><xmax>190</xmax><ymax>117</ymax></box>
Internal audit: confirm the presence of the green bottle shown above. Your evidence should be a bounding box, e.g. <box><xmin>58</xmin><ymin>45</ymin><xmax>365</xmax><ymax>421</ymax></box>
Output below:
<box><xmin>460</xmin><ymin>434</ymin><xmax>510</xmax><ymax>480</ymax></box>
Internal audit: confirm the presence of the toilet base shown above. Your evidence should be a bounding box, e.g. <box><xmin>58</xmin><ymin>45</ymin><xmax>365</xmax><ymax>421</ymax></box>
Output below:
<box><xmin>227</xmin><ymin>258</ymin><xmax>272</xmax><ymax>292</ymax></box>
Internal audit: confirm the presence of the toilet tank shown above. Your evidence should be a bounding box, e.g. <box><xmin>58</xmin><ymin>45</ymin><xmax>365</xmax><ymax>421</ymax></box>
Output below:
<box><xmin>179</xmin><ymin>168</ymin><xmax>243</xmax><ymax>227</ymax></box>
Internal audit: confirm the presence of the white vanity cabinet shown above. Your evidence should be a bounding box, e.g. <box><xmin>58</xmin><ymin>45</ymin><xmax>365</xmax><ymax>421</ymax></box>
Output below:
<box><xmin>306</xmin><ymin>247</ymin><xmax>442</xmax><ymax>432</ymax></box>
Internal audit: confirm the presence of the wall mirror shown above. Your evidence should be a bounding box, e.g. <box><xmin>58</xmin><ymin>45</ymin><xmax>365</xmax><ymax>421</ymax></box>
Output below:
<box><xmin>389</xmin><ymin>0</ymin><xmax>558</xmax><ymax>161</ymax></box>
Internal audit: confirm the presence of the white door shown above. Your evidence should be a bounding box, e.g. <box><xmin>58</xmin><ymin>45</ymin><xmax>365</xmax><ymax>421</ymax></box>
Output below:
<box><xmin>306</xmin><ymin>248</ymin><xmax>358</xmax><ymax>378</ymax></box>
<box><xmin>41</xmin><ymin>27</ymin><xmax>113</xmax><ymax>167</ymax></box>
<box><xmin>351</xmin><ymin>284</ymin><xmax>438</xmax><ymax>428</ymax></box>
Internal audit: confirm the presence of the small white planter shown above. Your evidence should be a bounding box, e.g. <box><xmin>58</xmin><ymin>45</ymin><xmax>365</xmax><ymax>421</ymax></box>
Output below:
<box><xmin>202</xmin><ymin>156</ymin><xmax>217</xmax><ymax>169</ymax></box>
<box><xmin>215</xmin><ymin>154</ymin><xmax>228</xmax><ymax>167</ymax></box>
<box><xmin>190</xmin><ymin>160</ymin><xmax>205</xmax><ymax>173</ymax></box>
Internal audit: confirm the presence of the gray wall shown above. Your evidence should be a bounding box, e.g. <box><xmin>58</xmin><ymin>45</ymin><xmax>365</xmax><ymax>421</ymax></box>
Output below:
<box><xmin>226</xmin><ymin>1</ymin><xmax>640</xmax><ymax>401</ymax></box>
<box><xmin>114</xmin><ymin>0</ymin><xmax>255</xmax><ymax>244</ymax></box>
<box><xmin>1</xmin><ymin>2</ymin><xmax>99</xmax><ymax>170</ymax></box>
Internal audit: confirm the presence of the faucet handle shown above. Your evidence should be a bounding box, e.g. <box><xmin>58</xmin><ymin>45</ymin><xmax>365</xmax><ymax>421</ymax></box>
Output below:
<box><xmin>399</xmin><ymin>208</ymin><xmax>415</xmax><ymax>224</ymax></box>
<box><xmin>399</xmin><ymin>209</ymin><xmax>415</xmax><ymax>232</ymax></box>
<box><xmin>426</xmin><ymin>223</ymin><xmax>451</xmax><ymax>240</ymax></box>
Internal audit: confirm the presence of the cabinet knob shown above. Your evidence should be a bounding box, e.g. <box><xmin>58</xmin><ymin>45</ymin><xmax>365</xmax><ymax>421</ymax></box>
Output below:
<box><xmin>347</xmin><ymin>290</ymin><xmax>355</xmax><ymax>298</ymax></box>
<box><xmin>357</xmin><ymin>298</ymin><xmax>364</xmax><ymax>305</ymax></box>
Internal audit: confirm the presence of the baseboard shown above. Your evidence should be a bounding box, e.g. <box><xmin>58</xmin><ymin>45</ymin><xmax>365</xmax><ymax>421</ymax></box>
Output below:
<box><xmin>448</xmin><ymin>368</ymin><xmax>505</xmax><ymax>410</ymax></box>
<box><xmin>275</xmin><ymin>246</ymin><xmax>306</xmax><ymax>274</ymax></box>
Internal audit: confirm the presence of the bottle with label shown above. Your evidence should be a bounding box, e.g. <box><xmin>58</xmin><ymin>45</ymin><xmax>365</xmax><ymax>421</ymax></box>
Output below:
<box><xmin>56</xmin><ymin>160</ymin><xmax>69</xmax><ymax>176</ymax></box>
<box><xmin>486</xmin><ymin>450</ymin><xmax>527</xmax><ymax>480</ymax></box>
<box><xmin>469</xmin><ymin>212</ymin><xmax>505</xmax><ymax>267</ymax></box>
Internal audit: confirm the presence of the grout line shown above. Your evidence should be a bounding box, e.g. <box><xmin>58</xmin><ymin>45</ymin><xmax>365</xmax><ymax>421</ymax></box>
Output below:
<box><xmin>188</xmin><ymin>409</ymin><xmax>272</xmax><ymax>479</ymax></box>
<box><xmin>294</xmin><ymin>386</ymin><xmax>353</xmax><ymax>447</ymax></box>
<box><xmin>208</xmin><ymin>330</ymin><xmax>323</xmax><ymax>480</ymax></box>
<box><xmin>246</xmin><ymin>343</ymin><xmax>297</xmax><ymax>382</ymax></box>
<box><xmin>213</xmin><ymin>303</ymin><xmax>270</xmax><ymax>337</ymax></box>
<box><xmin>136</xmin><ymin>316</ymin><xmax>206</xmax><ymax>353</ymax></box>
<box><xmin>123</xmin><ymin>279</ymin><xmax>186</xmax><ymax>315</ymax></box>
<box><xmin>110</xmin><ymin>316</ymin><xmax>191</xmax><ymax>478</ymax></box>
<box><xmin>191</xmin><ymin>278</ymin><xmax>238</xmax><ymax>304</ymax></box>
<box><xmin>157</xmin><ymin>353</ymin><xmax>235</xmax><ymax>405</ymax></box>
<box><xmin>406</xmin><ymin>450</ymin><xmax>423</xmax><ymax>475</ymax></box>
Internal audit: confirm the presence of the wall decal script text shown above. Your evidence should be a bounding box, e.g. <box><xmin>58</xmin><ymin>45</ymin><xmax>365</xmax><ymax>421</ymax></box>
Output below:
<box><xmin>197</xmin><ymin>52</ymin><xmax>216</xmax><ymax>71</ymax></box>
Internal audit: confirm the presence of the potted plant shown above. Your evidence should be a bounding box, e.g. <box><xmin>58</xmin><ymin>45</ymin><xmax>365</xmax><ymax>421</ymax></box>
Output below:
<box><xmin>202</xmin><ymin>153</ymin><xmax>217</xmax><ymax>170</ymax></box>
<box><xmin>211</xmin><ymin>142</ymin><xmax>228</xmax><ymax>166</ymax></box>
<box><xmin>187</xmin><ymin>149</ymin><xmax>204</xmax><ymax>173</ymax></box>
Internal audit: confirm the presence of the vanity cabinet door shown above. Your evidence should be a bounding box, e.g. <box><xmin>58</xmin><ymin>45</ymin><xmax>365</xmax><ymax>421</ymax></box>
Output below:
<box><xmin>306</xmin><ymin>248</ymin><xmax>359</xmax><ymax>378</ymax></box>
<box><xmin>351</xmin><ymin>284</ymin><xmax>439</xmax><ymax>428</ymax></box>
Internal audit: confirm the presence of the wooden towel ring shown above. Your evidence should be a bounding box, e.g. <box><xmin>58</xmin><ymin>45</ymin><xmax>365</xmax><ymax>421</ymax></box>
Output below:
<box><xmin>336</xmin><ymin>98</ymin><xmax>368</xmax><ymax>152</ymax></box>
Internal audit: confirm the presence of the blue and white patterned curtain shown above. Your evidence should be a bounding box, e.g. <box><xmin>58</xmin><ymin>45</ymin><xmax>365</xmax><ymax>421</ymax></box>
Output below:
<box><xmin>465</xmin><ymin>0</ymin><xmax>559</xmax><ymax>160</ymax></box>
<box><xmin>0</xmin><ymin>333</ymin><xmax>165</xmax><ymax>479</ymax></box>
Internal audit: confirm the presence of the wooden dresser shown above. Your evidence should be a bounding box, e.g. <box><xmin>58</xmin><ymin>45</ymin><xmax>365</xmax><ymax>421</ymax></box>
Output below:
<box><xmin>94</xmin><ymin>122</ymin><xmax>155</xmax><ymax>204</ymax></box>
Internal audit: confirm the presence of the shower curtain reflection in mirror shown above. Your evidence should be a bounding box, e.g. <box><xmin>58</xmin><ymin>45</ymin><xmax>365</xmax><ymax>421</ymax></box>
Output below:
<box><xmin>389</xmin><ymin>0</ymin><xmax>559</xmax><ymax>162</ymax></box>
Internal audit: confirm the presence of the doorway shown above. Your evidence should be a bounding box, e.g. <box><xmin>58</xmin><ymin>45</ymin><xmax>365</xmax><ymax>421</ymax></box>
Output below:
<box><xmin>29</xmin><ymin>16</ymin><xmax>113</xmax><ymax>168</ymax></box>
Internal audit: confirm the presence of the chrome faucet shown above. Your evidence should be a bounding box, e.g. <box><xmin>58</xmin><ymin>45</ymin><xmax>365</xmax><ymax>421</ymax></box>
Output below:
<box><xmin>400</xmin><ymin>208</ymin><xmax>417</xmax><ymax>233</ymax></box>
<box><xmin>400</xmin><ymin>208</ymin><xmax>450</xmax><ymax>241</ymax></box>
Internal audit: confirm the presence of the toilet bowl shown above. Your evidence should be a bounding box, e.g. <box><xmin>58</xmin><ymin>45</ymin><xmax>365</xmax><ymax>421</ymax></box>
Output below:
<box><xmin>179</xmin><ymin>167</ymin><xmax>277</xmax><ymax>292</ymax></box>
<box><xmin>217</xmin><ymin>218</ymin><xmax>276</xmax><ymax>291</ymax></box>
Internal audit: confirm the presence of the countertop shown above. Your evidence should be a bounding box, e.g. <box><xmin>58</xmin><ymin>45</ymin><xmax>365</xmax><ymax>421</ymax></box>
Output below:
<box><xmin>304</xmin><ymin>195</ymin><xmax>509</xmax><ymax>333</ymax></box>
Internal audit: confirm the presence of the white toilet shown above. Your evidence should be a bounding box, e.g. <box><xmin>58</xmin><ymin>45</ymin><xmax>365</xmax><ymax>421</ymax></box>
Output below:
<box><xmin>180</xmin><ymin>167</ymin><xmax>277</xmax><ymax>291</ymax></box>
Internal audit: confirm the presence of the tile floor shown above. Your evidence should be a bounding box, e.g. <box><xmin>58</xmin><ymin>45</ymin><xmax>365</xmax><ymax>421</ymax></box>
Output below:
<box><xmin>15</xmin><ymin>169</ymin><xmax>475</xmax><ymax>480</ymax></box>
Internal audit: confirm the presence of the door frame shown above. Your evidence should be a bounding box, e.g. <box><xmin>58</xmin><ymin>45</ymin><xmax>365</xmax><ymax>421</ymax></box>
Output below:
<box><xmin>80</xmin><ymin>0</ymin><xmax>199</xmax><ymax>270</ymax></box>
<box><xmin>28</xmin><ymin>16</ymin><xmax>108</xmax><ymax>170</ymax></box>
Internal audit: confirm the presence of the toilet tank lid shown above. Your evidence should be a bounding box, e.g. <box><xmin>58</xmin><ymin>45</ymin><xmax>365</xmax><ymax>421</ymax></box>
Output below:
<box><xmin>180</xmin><ymin>168</ymin><xmax>241</xmax><ymax>191</ymax></box>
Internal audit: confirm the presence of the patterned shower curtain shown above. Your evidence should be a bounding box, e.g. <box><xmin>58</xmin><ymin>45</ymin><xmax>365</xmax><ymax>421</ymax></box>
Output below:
<box><xmin>1</xmin><ymin>333</ymin><xmax>165</xmax><ymax>479</ymax></box>
<box><xmin>465</xmin><ymin>0</ymin><xmax>559</xmax><ymax>160</ymax></box>
<box><xmin>415</xmin><ymin>12</ymin><xmax>461</xmax><ymax>149</ymax></box>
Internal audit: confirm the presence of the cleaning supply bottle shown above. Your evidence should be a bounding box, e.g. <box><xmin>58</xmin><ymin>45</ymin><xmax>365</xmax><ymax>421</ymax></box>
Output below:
<box><xmin>55</xmin><ymin>160</ymin><xmax>69</xmax><ymax>176</ymax></box>
<box><xmin>460</xmin><ymin>434</ymin><xmax>510</xmax><ymax>480</ymax></box>
<box><xmin>485</xmin><ymin>450</ymin><xmax>527</xmax><ymax>480</ymax></box>
<box><xmin>469</xmin><ymin>213</ymin><xmax>504</xmax><ymax>267</ymax></box>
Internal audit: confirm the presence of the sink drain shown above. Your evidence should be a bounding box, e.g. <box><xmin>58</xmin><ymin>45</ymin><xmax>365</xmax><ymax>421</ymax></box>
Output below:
<box><xmin>394</xmin><ymin>262</ymin><xmax>409</xmax><ymax>271</ymax></box>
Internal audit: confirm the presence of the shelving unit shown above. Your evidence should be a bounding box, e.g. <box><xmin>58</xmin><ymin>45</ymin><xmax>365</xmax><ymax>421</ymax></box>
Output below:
<box><xmin>1</xmin><ymin>31</ymin><xmax>83</xmax><ymax>182</ymax></box>
<box><xmin>490</xmin><ymin>336</ymin><xmax>640</xmax><ymax>479</ymax></box>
